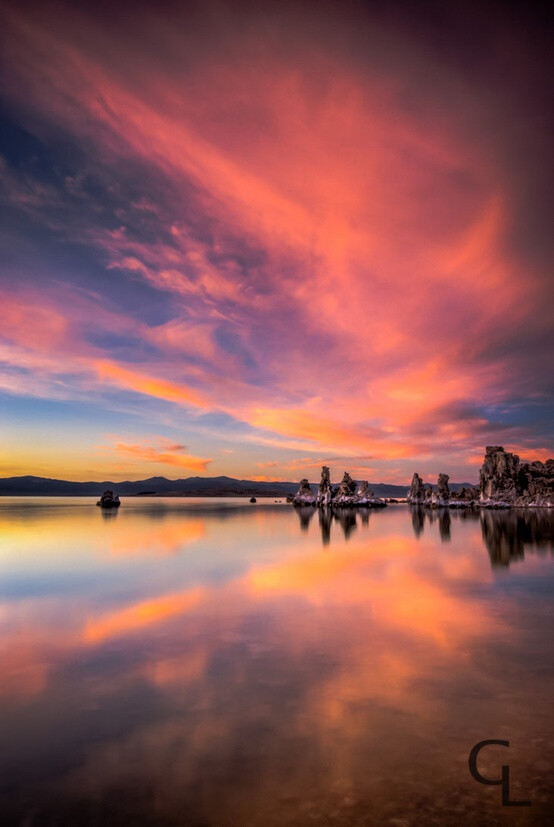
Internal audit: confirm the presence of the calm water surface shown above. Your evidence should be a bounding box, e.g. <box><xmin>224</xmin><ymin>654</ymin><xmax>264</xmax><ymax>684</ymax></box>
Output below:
<box><xmin>0</xmin><ymin>498</ymin><xmax>553</xmax><ymax>826</ymax></box>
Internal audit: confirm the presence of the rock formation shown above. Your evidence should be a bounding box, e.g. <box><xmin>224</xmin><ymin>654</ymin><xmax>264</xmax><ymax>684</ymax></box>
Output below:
<box><xmin>357</xmin><ymin>481</ymin><xmax>374</xmax><ymax>501</ymax></box>
<box><xmin>357</xmin><ymin>480</ymin><xmax>387</xmax><ymax>507</ymax></box>
<box><xmin>408</xmin><ymin>446</ymin><xmax>552</xmax><ymax>510</ymax></box>
<box><xmin>332</xmin><ymin>472</ymin><xmax>358</xmax><ymax>505</ymax></box>
<box><xmin>449</xmin><ymin>486</ymin><xmax>480</xmax><ymax>507</ymax></box>
<box><xmin>317</xmin><ymin>466</ymin><xmax>333</xmax><ymax>506</ymax></box>
<box><xmin>479</xmin><ymin>446</ymin><xmax>519</xmax><ymax>505</ymax></box>
<box><xmin>96</xmin><ymin>490</ymin><xmax>120</xmax><ymax>508</ymax></box>
<box><xmin>517</xmin><ymin>459</ymin><xmax>554</xmax><ymax>507</ymax></box>
<box><xmin>292</xmin><ymin>468</ymin><xmax>387</xmax><ymax>509</ymax></box>
<box><xmin>292</xmin><ymin>478</ymin><xmax>316</xmax><ymax>506</ymax></box>
<box><xmin>407</xmin><ymin>473</ymin><xmax>426</xmax><ymax>504</ymax></box>
<box><xmin>293</xmin><ymin>447</ymin><xmax>553</xmax><ymax>512</ymax></box>
<box><xmin>479</xmin><ymin>446</ymin><xmax>553</xmax><ymax>507</ymax></box>
<box><xmin>437</xmin><ymin>473</ymin><xmax>450</xmax><ymax>501</ymax></box>
<box><xmin>427</xmin><ymin>473</ymin><xmax>450</xmax><ymax>506</ymax></box>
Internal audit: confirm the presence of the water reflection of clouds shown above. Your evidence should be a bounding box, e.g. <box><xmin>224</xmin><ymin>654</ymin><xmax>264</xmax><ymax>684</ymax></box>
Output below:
<box><xmin>0</xmin><ymin>504</ymin><xmax>553</xmax><ymax>823</ymax></box>
<box><xmin>0</xmin><ymin>518</ymin><xmax>504</xmax><ymax>704</ymax></box>
<box><xmin>106</xmin><ymin>519</ymin><xmax>206</xmax><ymax>557</ymax></box>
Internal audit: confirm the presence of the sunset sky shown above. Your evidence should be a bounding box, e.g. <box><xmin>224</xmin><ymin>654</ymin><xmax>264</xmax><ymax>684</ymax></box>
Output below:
<box><xmin>1</xmin><ymin>0</ymin><xmax>552</xmax><ymax>484</ymax></box>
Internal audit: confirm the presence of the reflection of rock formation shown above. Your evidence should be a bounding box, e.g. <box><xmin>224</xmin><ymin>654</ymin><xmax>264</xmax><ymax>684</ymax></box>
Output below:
<box><xmin>480</xmin><ymin>508</ymin><xmax>554</xmax><ymax>567</ymax></box>
<box><xmin>315</xmin><ymin>508</ymin><xmax>373</xmax><ymax>544</ymax></box>
<box><xmin>438</xmin><ymin>508</ymin><xmax>451</xmax><ymax>542</ymax></box>
<box><xmin>359</xmin><ymin>509</ymin><xmax>370</xmax><ymax>526</ymax></box>
<box><xmin>292</xmin><ymin>496</ymin><xmax>383</xmax><ymax>542</ymax></box>
<box><xmin>479</xmin><ymin>446</ymin><xmax>554</xmax><ymax>507</ymax></box>
<box><xmin>480</xmin><ymin>510</ymin><xmax>524</xmax><ymax>566</ymax></box>
<box><xmin>318</xmin><ymin>508</ymin><xmax>332</xmax><ymax>546</ymax></box>
<box><xmin>411</xmin><ymin>506</ymin><xmax>425</xmax><ymax>537</ymax></box>
<box><xmin>317</xmin><ymin>466</ymin><xmax>333</xmax><ymax>507</ymax></box>
<box><xmin>333</xmin><ymin>508</ymin><xmax>358</xmax><ymax>539</ymax></box>
<box><xmin>312</xmin><ymin>508</ymin><xmax>377</xmax><ymax>544</ymax></box>
<box><xmin>455</xmin><ymin>508</ymin><xmax>480</xmax><ymax>523</ymax></box>
<box><xmin>409</xmin><ymin>504</ymin><xmax>480</xmax><ymax>540</ymax></box>
<box><xmin>292</xmin><ymin>479</ymin><xmax>316</xmax><ymax>506</ymax></box>
<box><xmin>295</xmin><ymin>506</ymin><xmax>315</xmax><ymax>532</ymax></box>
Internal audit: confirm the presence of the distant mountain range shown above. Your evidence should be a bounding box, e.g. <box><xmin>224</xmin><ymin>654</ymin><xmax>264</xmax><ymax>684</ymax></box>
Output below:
<box><xmin>0</xmin><ymin>474</ymin><xmax>475</xmax><ymax>498</ymax></box>
<box><xmin>0</xmin><ymin>474</ymin><xmax>414</xmax><ymax>498</ymax></box>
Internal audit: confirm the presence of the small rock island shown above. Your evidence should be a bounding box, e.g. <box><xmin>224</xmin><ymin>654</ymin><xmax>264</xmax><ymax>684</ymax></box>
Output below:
<box><xmin>96</xmin><ymin>490</ymin><xmax>121</xmax><ymax>509</ymax></box>
<box><xmin>290</xmin><ymin>466</ymin><xmax>387</xmax><ymax>508</ymax></box>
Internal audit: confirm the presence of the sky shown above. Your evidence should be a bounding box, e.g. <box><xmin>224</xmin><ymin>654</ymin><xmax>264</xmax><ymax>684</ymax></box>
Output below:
<box><xmin>1</xmin><ymin>0</ymin><xmax>552</xmax><ymax>484</ymax></box>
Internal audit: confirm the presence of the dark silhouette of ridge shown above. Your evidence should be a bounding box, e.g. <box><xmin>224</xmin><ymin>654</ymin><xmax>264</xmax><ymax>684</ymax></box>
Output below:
<box><xmin>0</xmin><ymin>474</ymin><xmax>415</xmax><ymax>498</ymax></box>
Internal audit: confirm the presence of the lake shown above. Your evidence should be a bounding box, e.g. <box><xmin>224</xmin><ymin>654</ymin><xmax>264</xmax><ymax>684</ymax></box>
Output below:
<box><xmin>0</xmin><ymin>498</ymin><xmax>553</xmax><ymax>826</ymax></box>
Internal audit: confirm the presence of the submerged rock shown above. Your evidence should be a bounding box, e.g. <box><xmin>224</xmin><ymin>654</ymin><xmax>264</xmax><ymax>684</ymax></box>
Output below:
<box><xmin>292</xmin><ymin>478</ymin><xmax>316</xmax><ymax>506</ymax></box>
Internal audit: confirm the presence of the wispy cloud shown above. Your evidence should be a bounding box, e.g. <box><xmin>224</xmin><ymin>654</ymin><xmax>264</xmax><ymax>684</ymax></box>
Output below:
<box><xmin>1</xmin><ymin>1</ymin><xmax>551</xmax><ymax>480</ymax></box>
<box><xmin>107</xmin><ymin>438</ymin><xmax>213</xmax><ymax>474</ymax></box>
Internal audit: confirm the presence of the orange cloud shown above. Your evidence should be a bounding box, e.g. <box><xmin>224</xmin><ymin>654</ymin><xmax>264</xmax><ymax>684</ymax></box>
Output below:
<box><xmin>95</xmin><ymin>361</ymin><xmax>210</xmax><ymax>410</ymax></box>
<box><xmin>250</xmin><ymin>408</ymin><xmax>420</xmax><ymax>458</ymax></box>
<box><xmin>113</xmin><ymin>441</ymin><xmax>212</xmax><ymax>473</ymax></box>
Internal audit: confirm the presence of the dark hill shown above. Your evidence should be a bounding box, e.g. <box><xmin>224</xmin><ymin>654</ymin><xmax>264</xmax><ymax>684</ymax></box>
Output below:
<box><xmin>0</xmin><ymin>475</ymin><xmax>412</xmax><ymax>498</ymax></box>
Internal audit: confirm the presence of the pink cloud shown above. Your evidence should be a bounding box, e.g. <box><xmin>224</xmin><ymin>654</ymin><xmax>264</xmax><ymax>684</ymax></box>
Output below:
<box><xmin>1</xmin><ymin>3</ymin><xmax>551</xmax><ymax>478</ymax></box>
